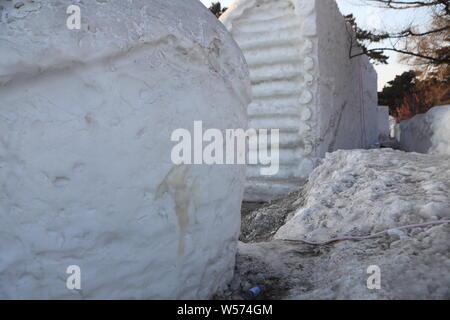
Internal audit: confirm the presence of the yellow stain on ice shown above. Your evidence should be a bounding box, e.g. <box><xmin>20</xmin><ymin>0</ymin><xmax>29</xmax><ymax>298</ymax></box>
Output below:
<box><xmin>156</xmin><ymin>165</ymin><xmax>199</xmax><ymax>257</ymax></box>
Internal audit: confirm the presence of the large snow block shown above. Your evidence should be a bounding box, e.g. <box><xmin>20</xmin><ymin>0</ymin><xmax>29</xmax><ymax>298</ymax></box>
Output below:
<box><xmin>399</xmin><ymin>105</ymin><xmax>450</xmax><ymax>156</ymax></box>
<box><xmin>273</xmin><ymin>149</ymin><xmax>450</xmax><ymax>299</ymax></box>
<box><xmin>0</xmin><ymin>0</ymin><xmax>250</xmax><ymax>299</ymax></box>
<box><xmin>221</xmin><ymin>0</ymin><xmax>378</xmax><ymax>201</ymax></box>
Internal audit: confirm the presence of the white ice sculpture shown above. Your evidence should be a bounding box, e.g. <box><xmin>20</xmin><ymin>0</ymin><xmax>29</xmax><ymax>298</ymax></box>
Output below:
<box><xmin>0</xmin><ymin>0</ymin><xmax>250</xmax><ymax>299</ymax></box>
<box><xmin>221</xmin><ymin>0</ymin><xmax>378</xmax><ymax>201</ymax></box>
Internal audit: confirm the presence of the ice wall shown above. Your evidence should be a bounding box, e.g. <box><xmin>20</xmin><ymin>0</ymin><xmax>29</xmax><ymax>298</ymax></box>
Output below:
<box><xmin>377</xmin><ymin>106</ymin><xmax>390</xmax><ymax>140</ymax></box>
<box><xmin>221</xmin><ymin>0</ymin><xmax>378</xmax><ymax>201</ymax></box>
<box><xmin>315</xmin><ymin>0</ymin><xmax>379</xmax><ymax>153</ymax></box>
<box><xmin>400</xmin><ymin>105</ymin><xmax>450</xmax><ymax>156</ymax></box>
<box><xmin>0</xmin><ymin>0</ymin><xmax>250</xmax><ymax>299</ymax></box>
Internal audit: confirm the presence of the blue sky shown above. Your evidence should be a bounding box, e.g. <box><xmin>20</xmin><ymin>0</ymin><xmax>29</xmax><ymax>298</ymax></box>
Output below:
<box><xmin>200</xmin><ymin>0</ymin><xmax>431</xmax><ymax>90</ymax></box>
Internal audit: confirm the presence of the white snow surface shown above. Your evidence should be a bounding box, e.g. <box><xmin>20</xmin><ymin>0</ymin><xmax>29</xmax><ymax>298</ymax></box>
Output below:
<box><xmin>0</xmin><ymin>0</ymin><xmax>250</xmax><ymax>299</ymax></box>
<box><xmin>228</xmin><ymin>149</ymin><xmax>449</xmax><ymax>300</ymax></box>
<box><xmin>377</xmin><ymin>106</ymin><xmax>389</xmax><ymax>141</ymax></box>
<box><xmin>400</xmin><ymin>105</ymin><xmax>450</xmax><ymax>156</ymax></box>
<box><xmin>276</xmin><ymin>149</ymin><xmax>450</xmax><ymax>241</ymax></box>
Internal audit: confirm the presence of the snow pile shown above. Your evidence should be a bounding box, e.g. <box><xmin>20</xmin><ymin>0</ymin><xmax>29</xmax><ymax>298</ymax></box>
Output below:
<box><xmin>400</xmin><ymin>105</ymin><xmax>450</xmax><ymax>156</ymax></box>
<box><xmin>0</xmin><ymin>0</ymin><xmax>250</xmax><ymax>299</ymax></box>
<box><xmin>232</xmin><ymin>223</ymin><xmax>449</xmax><ymax>299</ymax></box>
<box><xmin>430</xmin><ymin>105</ymin><xmax>450</xmax><ymax>155</ymax></box>
<box><xmin>276</xmin><ymin>149</ymin><xmax>450</xmax><ymax>241</ymax></box>
<box><xmin>225</xmin><ymin>149</ymin><xmax>449</xmax><ymax>300</ymax></box>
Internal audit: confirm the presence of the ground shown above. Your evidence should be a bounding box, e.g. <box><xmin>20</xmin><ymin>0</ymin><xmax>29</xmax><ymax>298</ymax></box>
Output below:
<box><xmin>218</xmin><ymin>149</ymin><xmax>450</xmax><ymax>300</ymax></box>
<box><xmin>240</xmin><ymin>189</ymin><xmax>304</xmax><ymax>243</ymax></box>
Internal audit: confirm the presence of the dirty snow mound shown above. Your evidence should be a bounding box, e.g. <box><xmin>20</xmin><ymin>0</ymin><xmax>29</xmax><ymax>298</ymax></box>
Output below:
<box><xmin>221</xmin><ymin>149</ymin><xmax>450</xmax><ymax>299</ymax></box>
<box><xmin>400</xmin><ymin>105</ymin><xmax>450</xmax><ymax>156</ymax></box>
<box><xmin>275</xmin><ymin>149</ymin><xmax>450</xmax><ymax>241</ymax></box>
